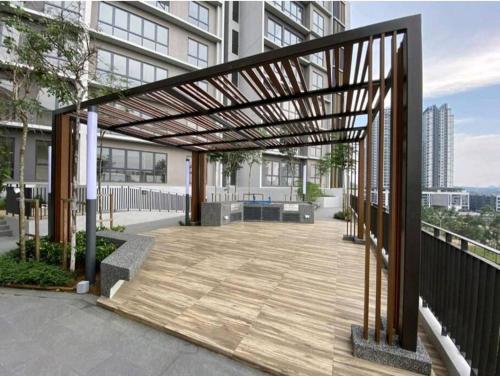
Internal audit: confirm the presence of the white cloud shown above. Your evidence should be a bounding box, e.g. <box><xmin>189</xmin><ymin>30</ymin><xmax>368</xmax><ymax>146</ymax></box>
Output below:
<box><xmin>454</xmin><ymin>117</ymin><xmax>477</xmax><ymax>126</ymax></box>
<box><xmin>454</xmin><ymin>133</ymin><xmax>500</xmax><ymax>187</ymax></box>
<box><xmin>424</xmin><ymin>39</ymin><xmax>500</xmax><ymax>98</ymax></box>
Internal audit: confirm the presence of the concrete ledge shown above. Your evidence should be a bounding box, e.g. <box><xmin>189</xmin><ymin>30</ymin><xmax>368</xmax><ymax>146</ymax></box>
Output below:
<box><xmin>98</xmin><ymin>231</ymin><xmax>155</xmax><ymax>298</ymax></box>
<box><xmin>351</xmin><ymin>324</ymin><xmax>432</xmax><ymax>375</ymax></box>
<box><xmin>419</xmin><ymin>299</ymin><xmax>470</xmax><ymax>376</ymax></box>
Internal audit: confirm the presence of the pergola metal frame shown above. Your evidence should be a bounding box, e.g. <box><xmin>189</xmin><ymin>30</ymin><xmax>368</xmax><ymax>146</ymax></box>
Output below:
<box><xmin>50</xmin><ymin>15</ymin><xmax>423</xmax><ymax>356</ymax></box>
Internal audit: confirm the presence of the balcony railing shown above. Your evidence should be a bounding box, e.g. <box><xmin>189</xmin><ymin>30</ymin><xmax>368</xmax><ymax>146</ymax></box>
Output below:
<box><xmin>349</xmin><ymin>195</ymin><xmax>500</xmax><ymax>375</ymax></box>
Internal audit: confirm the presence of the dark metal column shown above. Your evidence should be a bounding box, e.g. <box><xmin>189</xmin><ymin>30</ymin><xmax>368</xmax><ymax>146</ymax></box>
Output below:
<box><xmin>399</xmin><ymin>16</ymin><xmax>423</xmax><ymax>352</ymax></box>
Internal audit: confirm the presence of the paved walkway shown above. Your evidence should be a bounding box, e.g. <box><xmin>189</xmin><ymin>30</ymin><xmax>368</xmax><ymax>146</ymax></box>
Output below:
<box><xmin>0</xmin><ymin>288</ymin><xmax>267</xmax><ymax>376</ymax></box>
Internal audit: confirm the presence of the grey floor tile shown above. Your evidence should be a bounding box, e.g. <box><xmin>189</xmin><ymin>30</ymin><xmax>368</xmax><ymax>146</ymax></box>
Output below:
<box><xmin>162</xmin><ymin>351</ymin><xmax>267</xmax><ymax>376</ymax></box>
<box><xmin>86</xmin><ymin>355</ymin><xmax>150</xmax><ymax>376</ymax></box>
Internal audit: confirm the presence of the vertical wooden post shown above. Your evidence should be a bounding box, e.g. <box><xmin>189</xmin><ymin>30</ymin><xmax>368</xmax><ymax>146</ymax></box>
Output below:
<box><xmin>375</xmin><ymin>34</ymin><xmax>386</xmax><ymax>343</ymax></box>
<box><xmin>190</xmin><ymin>151</ymin><xmax>207</xmax><ymax>223</ymax></box>
<box><xmin>52</xmin><ymin>114</ymin><xmax>72</xmax><ymax>244</ymax></box>
<box><xmin>357</xmin><ymin>139</ymin><xmax>366</xmax><ymax>240</ymax></box>
<box><xmin>363</xmin><ymin>36</ymin><xmax>374</xmax><ymax>340</ymax></box>
<box><xmin>387</xmin><ymin>31</ymin><xmax>400</xmax><ymax>345</ymax></box>
<box><xmin>34</xmin><ymin>199</ymin><xmax>40</xmax><ymax>261</ymax></box>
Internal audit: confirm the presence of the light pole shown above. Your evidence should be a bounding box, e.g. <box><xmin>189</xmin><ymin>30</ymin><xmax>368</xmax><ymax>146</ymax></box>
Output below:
<box><xmin>86</xmin><ymin>106</ymin><xmax>97</xmax><ymax>283</ymax></box>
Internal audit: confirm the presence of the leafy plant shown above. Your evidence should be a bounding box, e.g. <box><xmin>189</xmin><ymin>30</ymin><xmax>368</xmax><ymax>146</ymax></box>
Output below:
<box><xmin>297</xmin><ymin>182</ymin><xmax>323</xmax><ymax>203</ymax></box>
<box><xmin>0</xmin><ymin>254</ymin><xmax>73</xmax><ymax>286</ymax></box>
<box><xmin>334</xmin><ymin>210</ymin><xmax>352</xmax><ymax>221</ymax></box>
<box><xmin>208</xmin><ymin>151</ymin><xmax>247</xmax><ymax>193</ymax></box>
<box><xmin>75</xmin><ymin>231</ymin><xmax>117</xmax><ymax>265</ymax></box>
<box><xmin>97</xmin><ymin>225</ymin><xmax>126</xmax><ymax>233</ymax></box>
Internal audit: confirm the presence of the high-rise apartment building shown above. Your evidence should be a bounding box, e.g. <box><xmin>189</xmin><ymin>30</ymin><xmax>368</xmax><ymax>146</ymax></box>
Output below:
<box><xmin>370</xmin><ymin>109</ymin><xmax>391</xmax><ymax>190</ymax></box>
<box><xmin>422</xmin><ymin>104</ymin><xmax>454</xmax><ymax>188</ymax></box>
<box><xmin>225</xmin><ymin>1</ymin><xmax>349</xmax><ymax>190</ymax></box>
<box><xmin>1</xmin><ymin>1</ymin><xmax>349</xmax><ymax>198</ymax></box>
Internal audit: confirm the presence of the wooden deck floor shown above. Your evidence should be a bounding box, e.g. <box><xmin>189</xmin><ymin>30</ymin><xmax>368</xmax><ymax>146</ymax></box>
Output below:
<box><xmin>98</xmin><ymin>220</ymin><xmax>447</xmax><ymax>376</ymax></box>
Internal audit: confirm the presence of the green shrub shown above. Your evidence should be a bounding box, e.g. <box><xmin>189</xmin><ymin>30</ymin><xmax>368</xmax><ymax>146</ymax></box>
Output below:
<box><xmin>334</xmin><ymin>210</ymin><xmax>352</xmax><ymax>221</ymax></box>
<box><xmin>0</xmin><ymin>197</ymin><xmax>5</xmax><ymax>210</ymax></box>
<box><xmin>25</xmin><ymin>236</ymin><xmax>63</xmax><ymax>265</ymax></box>
<box><xmin>296</xmin><ymin>182</ymin><xmax>323</xmax><ymax>203</ymax></box>
<box><xmin>75</xmin><ymin>231</ymin><xmax>117</xmax><ymax>264</ymax></box>
<box><xmin>97</xmin><ymin>225</ymin><xmax>126</xmax><ymax>232</ymax></box>
<box><xmin>0</xmin><ymin>255</ymin><xmax>73</xmax><ymax>287</ymax></box>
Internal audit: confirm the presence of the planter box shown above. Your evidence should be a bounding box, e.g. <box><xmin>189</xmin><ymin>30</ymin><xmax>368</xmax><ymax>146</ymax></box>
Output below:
<box><xmin>201</xmin><ymin>201</ymin><xmax>314</xmax><ymax>225</ymax></box>
<box><xmin>316</xmin><ymin>196</ymin><xmax>341</xmax><ymax>208</ymax></box>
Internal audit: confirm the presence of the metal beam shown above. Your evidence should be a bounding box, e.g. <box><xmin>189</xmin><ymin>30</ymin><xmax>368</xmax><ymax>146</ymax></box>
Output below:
<box><xmin>148</xmin><ymin>109</ymin><xmax>368</xmax><ymax>141</ymax></box>
<box><xmin>181</xmin><ymin>126</ymin><xmax>367</xmax><ymax>148</ymax></box>
<box><xmin>197</xmin><ymin>136</ymin><xmax>362</xmax><ymax>153</ymax></box>
<box><xmin>54</xmin><ymin>15</ymin><xmax>417</xmax><ymax>116</ymax></box>
<box><xmin>107</xmin><ymin>81</ymin><xmax>382</xmax><ymax>130</ymax></box>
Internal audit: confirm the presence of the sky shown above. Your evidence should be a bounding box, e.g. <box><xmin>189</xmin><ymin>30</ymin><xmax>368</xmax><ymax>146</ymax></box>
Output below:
<box><xmin>350</xmin><ymin>1</ymin><xmax>500</xmax><ymax>188</ymax></box>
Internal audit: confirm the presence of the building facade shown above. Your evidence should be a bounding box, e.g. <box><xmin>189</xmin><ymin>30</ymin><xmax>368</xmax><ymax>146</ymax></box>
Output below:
<box><xmin>0</xmin><ymin>1</ymin><xmax>349</xmax><ymax>199</ymax></box>
<box><xmin>421</xmin><ymin>190</ymin><xmax>469</xmax><ymax>211</ymax></box>
<box><xmin>422</xmin><ymin>104</ymin><xmax>454</xmax><ymax>189</ymax></box>
<box><xmin>370</xmin><ymin>109</ymin><xmax>391</xmax><ymax>190</ymax></box>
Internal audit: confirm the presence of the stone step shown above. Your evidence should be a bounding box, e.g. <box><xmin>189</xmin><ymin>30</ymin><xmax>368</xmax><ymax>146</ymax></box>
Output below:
<box><xmin>0</xmin><ymin>229</ymin><xmax>13</xmax><ymax>237</ymax></box>
<box><xmin>0</xmin><ymin>224</ymin><xmax>9</xmax><ymax>231</ymax></box>
<box><xmin>0</xmin><ymin>219</ymin><xmax>7</xmax><ymax>226</ymax></box>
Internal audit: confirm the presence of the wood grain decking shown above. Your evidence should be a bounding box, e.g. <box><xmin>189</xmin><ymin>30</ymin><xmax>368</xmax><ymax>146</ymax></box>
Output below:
<box><xmin>98</xmin><ymin>220</ymin><xmax>447</xmax><ymax>376</ymax></box>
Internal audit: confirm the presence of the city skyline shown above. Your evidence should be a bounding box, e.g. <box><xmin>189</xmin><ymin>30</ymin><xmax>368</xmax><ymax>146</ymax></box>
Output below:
<box><xmin>351</xmin><ymin>1</ymin><xmax>500</xmax><ymax>188</ymax></box>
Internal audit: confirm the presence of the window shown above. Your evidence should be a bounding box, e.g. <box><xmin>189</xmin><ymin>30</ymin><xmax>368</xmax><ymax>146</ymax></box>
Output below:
<box><xmin>281</xmin><ymin>101</ymin><xmax>298</xmax><ymax>119</ymax></box>
<box><xmin>333</xmin><ymin>1</ymin><xmax>346</xmax><ymax>24</ymax></box>
<box><xmin>98</xmin><ymin>147</ymin><xmax>167</xmax><ymax>183</ymax></box>
<box><xmin>263</xmin><ymin>158</ymin><xmax>302</xmax><ymax>187</ymax></box>
<box><xmin>232</xmin><ymin>1</ymin><xmax>239</xmax><ymax>22</ymax></box>
<box><xmin>283</xmin><ymin>28</ymin><xmax>302</xmax><ymax>46</ymax></box>
<box><xmin>0</xmin><ymin>137</ymin><xmax>14</xmax><ymax>178</ymax></box>
<box><xmin>309</xmin><ymin>146</ymin><xmax>322</xmax><ymax>158</ymax></box>
<box><xmin>272</xmin><ymin>1</ymin><xmax>303</xmax><ymax>24</ymax></box>
<box><xmin>147</xmin><ymin>1</ymin><xmax>169</xmax><ymax>11</ymax></box>
<box><xmin>96</xmin><ymin>49</ymin><xmax>167</xmax><ymax>87</ymax></box>
<box><xmin>333</xmin><ymin>19</ymin><xmax>345</xmax><ymax>33</ymax></box>
<box><xmin>98</xmin><ymin>3</ymin><xmax>168</xmax><ymax>55</ymax></box>
<box><xmin>309</xmin><ymin>162</ymin><xmax>321</xmax><ymax>183</ymax></box>
<box><xmin>311</xmin><ymin>52</ymin><xmax>324</xmax><ymax>67</ymax></box>
<box><xmin>312</xmin><ymin>11</ymin><xmax>324</xmax><ymax>36</ymax></box>
<box><xmin>312</xmin><ymin>71</ymin><xmax>323</xmax><ymax>90</ymax></box>
<box><xmin>35</xmin><ymin>140</ymin><xmax>50</xmax><ymax>181</ymax></box>
<box><xmin>188</xmin><ymin>38</ymin><xmax>208</xmax><ymax>67</ymax></box>
<box><xmin>231</xmin><ymin>30</ymin><xmax>239</xmax><ymax>55</ymax></box>
<box><xmin>266</xmin><ymin>18</ymin><xmax>282</xmax><ymax>45</ymax></box>
<box><xmin>266</xmin><ymin>17</ymin><xmax>302</xmax><ymax>47</ymax></box>
<box><xmin>263</xmin><ymin>160</ymin><xmax>280</xmax><ymax>186</ymax></box>
<box><xmin>44</xmin><ymin>1</ymin><xmax>81</xmax><ymax>21</ymax></box>
<box><xmin>188</xmin><ymin>2</ymin><xmax>209</xmax><ymax>31</ymax></box>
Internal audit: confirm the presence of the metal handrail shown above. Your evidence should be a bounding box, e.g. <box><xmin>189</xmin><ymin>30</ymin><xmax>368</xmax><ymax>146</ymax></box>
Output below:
<box><xmin>421</xmin><ymin>220</ymin><xmax>500</xmax><ymax>256</ymax></box>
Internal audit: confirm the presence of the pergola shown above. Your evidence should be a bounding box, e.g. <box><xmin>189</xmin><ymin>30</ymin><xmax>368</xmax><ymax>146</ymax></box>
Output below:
<box><xmin>49</xmin><ymin>15</ymin><xmax>422</xmax><ymax>356</ymax></box>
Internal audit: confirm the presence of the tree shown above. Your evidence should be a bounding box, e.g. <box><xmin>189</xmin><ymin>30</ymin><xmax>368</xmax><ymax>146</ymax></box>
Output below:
<box><xmin>279</xmin><ymin>147</ymin><xmax>299</xmax><ymax>201</ymax></box>
<box><xmin>0</xmin><ymin>4</ymin><xmax>64</xmax><ymax>260</ymax></box>
<box><xmin>0</xmin><ymin>136</ymin><xmax>12</xmax><ymax>193</ymax></box>
<box><xmin>208</xmin><ymin>151</ymin><xmax>246</xmax><ymax>195</ymax></box>
<box><xmin>244</xmin><ymin>150</ymin><xmax>262</xmax><ymax>195</ymax></box>
<box><xmin>33</xmin><ymin>9</ymin><xmax>96</xmax><ymax>271</ymax></box>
